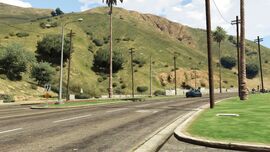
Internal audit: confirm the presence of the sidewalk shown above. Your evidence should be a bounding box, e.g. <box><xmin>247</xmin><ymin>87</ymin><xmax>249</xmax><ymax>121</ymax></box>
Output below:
<box><xmin>173</xmin><ymin>99</ymin><xmax>270</xmax><ymax>152</ymax></box>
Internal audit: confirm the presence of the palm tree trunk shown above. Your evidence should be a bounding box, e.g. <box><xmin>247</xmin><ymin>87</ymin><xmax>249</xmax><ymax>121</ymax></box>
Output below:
<box><xmin>219</xmin><ymin>42</ymin><xmax>222</xmax><ymax>93</ymax></box>
<box><xmin>109</xmin><ymin>5</ymin><xmax>113</xmax><ymax>98</ymax></box>
<box><xmin>240</xmin><ymin>0</ymin><xmax>248</xmax><ymax>100</ymax></box>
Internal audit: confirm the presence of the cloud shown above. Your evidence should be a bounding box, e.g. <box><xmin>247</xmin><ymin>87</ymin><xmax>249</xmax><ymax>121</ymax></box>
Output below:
<box><xmin>79</xmin><ymin>0</ymin><xmax>270</xmax><ymax>40</ymax></box>
<box><xmin>0</xmin><ymin>0</ymin><xmax>32</xmax><ymax>8</ymax></box>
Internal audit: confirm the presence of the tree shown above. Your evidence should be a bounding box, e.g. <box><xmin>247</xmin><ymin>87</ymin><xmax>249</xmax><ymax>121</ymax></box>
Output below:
<box><xmin>0</xmin><ymin>44</ymin><xmax>28</xmax><ymax>80</ymax></box>
<box><xmin>36</xmin><ymin>34</ymin><xmax>71</xmax><ymax>65</ymax></box>
<box><xmin>93</xmin><ymin>48</ymin><xmax>124</xmax><ymax>74</ymax></box>
<box><xmin>220</xmin><ymin>56</ymin><xmax>236</xmax><ymax>69</ymax></box>
<box><xmin>31</xmin><ymin>62</ymin><xmax>55</xmax><ymax>86</ymax></box>
<box><xmin>55</xmin><ymin>8</ymin><xmax>64</xmax><ymax>16</ymax></box>
<box><xmin>51</xmin><ymin>10</ymin><xmax>57</xmax><ymax>17</ymax></box>
<box><xmin>240</xmin><ymin>0</ymin><xmax>248</xmax><ymax>100</ymax></box>
<box><xmin>103</xmin><ymin>0</ymin><xmax>124</xmax><ymax>98</ymax></box>
<box><xmin>213</xmin><ymin>26</ymin><xmax>227</xmax><ymax>93</ymax></box>
<box><xmin>246</xmin><ymin>63</ymin><xmax>259</xmax><ymax>79</ymax></box>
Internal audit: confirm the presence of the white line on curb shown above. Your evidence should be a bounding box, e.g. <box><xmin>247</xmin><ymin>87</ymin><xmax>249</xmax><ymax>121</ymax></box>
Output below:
<box><xmin>53</xmin><ymin>114</ymin><xmax>92</xmax><ymax>123</ymax></box>
<box><xmin>0</xmin><ymin>128</ymin><xmax>23</xmax><ymax>134</ymax></box>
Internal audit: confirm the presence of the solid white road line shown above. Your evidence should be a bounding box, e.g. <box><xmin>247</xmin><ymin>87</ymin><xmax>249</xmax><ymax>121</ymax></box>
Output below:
<box><xmin>106</xmin><ymin>108</ymin><xmax>128</xmax><ymax>113</ymax></box>
<box><xmin>0</xmin><ymin>128</ymin><xmax>23</xmax><ymax>134</ymax></box>
<box><xmin>53</xmin><ymin>114</ymin><xmax>92</xmax><ymax>123</ymax></box>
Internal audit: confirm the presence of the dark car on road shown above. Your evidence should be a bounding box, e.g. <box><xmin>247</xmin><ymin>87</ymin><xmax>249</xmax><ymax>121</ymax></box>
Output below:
<box><xmin>186</xmin><ymin>89</ymin><xmax>202</xmax><ymax>98</ymax></box>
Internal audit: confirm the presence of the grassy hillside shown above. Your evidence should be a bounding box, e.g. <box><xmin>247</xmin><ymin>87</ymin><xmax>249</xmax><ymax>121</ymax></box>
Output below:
<box><xmin>0</xmin><ymin>4</ymin><xmax>269</xmax><ymax>100</ymax></box>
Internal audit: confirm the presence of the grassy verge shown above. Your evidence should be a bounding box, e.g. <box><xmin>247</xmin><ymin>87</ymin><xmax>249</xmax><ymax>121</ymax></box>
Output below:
<box><xmin>187</xmin><ymin>94</ymin><xmax>270</xmax><ymax>145</ymax></box>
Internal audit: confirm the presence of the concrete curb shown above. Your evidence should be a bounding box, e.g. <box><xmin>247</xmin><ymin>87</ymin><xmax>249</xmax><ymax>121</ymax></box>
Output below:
<box><xmin>174</xmin><ymin>98</ymin><xmax>270</xmax><ymax>152</ymax></box>
<box><xmin>30</xmin><ymin>101</ymin><xmax>130</xmax><ymax>109</ymax></box>
<box><xmin>132</xmin><ymin>109</ymin><xmax>198</xmax><ymax>152</ymax></box>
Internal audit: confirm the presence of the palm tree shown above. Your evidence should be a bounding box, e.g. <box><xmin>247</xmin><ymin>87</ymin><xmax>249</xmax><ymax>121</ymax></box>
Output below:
<box><xmin>103</xmin><ymin>0</ymin><xmax>123</xmax><ymax>98</ymax></box>
<box><xmin>240</xmin><ymin>0</ymin><xmax>248</xmax><ymax>100</ymax></box>
<box><xmin>213</xmin><ymin>26</ymin><xmax>226</xmax><ymax>93</ymax></box>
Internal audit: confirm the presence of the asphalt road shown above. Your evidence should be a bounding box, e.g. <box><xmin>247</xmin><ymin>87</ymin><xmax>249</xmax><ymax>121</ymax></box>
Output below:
<box><xmin>0</xmin><ymin>94</ymin><xmax>235</xmax><ymax>152</ymax></box>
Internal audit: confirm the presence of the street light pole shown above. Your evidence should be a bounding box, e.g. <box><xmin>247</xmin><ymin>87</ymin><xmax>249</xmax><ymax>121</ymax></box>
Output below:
<box><xmin>58</xmin><ymin>24</ymin><xmax>65</xmax><ymax>104</ymax></box>
<box><xmin>57</xmin><ymin>18</ymin><xmax>83</xmax><ymax>104</ymax></box>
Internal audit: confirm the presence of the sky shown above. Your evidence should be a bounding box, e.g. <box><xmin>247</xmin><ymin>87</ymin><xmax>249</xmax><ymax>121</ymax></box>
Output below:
<box><xmin>1</xmin><ymin>0</ymin><xmax>270</xmax><ymax>48</ymax></box>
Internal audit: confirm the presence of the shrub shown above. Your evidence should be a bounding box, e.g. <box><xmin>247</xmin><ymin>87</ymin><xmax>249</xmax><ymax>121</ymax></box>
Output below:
<box><xmin>92</xmin><ymin>39</ymin><xmax>104</xmax><ymax>47</ymax></box>
<box><xmin>220</xmin><ymin>56</ymin><xmax>236</xmax><ymax>69</ymax></box>
<box><xmin>97</xmin><ymin>77</ymin><xmax>103</xmax><ymax>83</ymax></box>
<box><xmin>137</xmin><ymin>86</ymin><xmax>148</xmax><ymax>93</ymax></box>
<box><xmin>121</xmin><ymin>84</ymin><xmax>127</xmax><ymax>89</ymax></box>
<box><xmin>113</xmin><ymin>82</ymin><xmax>118</xmax><ymax>88</ymax></box>
<box><xmin>0</xmin><ymin>94</ymin><xmax>15</xmax><ymax>103</ymax></box>
<box><xmin>50</xmin><ymin>22</ymin><xmax>58</xmax><ymax>27</ymax></box>
<box><xmin>246</xmin><ymin>63</ymin><xmax>259</xmax><ymax>79</ymax></box>
<box><xmin>123</xmin><ymin>37</ymin><xmax>131</xmax><ymax>41</ymax></box>
<box><xmin>0</xmin><ymin>44</ymin><xmax>28</xmax><ymax>80</ymax></box>
<box><xmin>75</xmin><ymin>94</ymin><xmax>90</xmax><ymax>99</ymax></box>
<box><xmin>93</xmin><ymin>49</ymin><xmax>125</xmax><ymax>73</ymax></box>
<box><xmin>114</xmin><ymin>87</ymin><xmax>124</xmax><ymax>94</ymax></box>
<box><xmin>16</xmin><ymin>32</ymin><xmax>29</xmax><ymax>38</ymax></box>
<box><xmin>40</xmin><ymin>22</ymin><xmax>46</xmax><ymax>29</ymax></box>
<box><xmin>154</xmin><ymin>90</ymin><xmax>166</xmax><ymax>96</ymax></box>
<box><xmin>9</xmin><ymin>32</ymin><xmax>15</xmax><ymax>37</ymax></box>
<box><xmin>36</xmin><ymin>34</ymin><xmax>71</xmax><ymax>65</ymax></box>
<box><xmin>133</xmin><ymin>57</ymin><xmax>146</xmax><ymax>67</ymax></box>
<box><xmin>31</xmin><ymin>62</ymin><xmax>55</xmax><ymax>86</ymax></box>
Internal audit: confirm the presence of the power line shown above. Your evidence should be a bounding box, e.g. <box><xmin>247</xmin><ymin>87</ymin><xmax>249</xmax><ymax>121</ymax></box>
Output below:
<box><xmin>212</xmin><ymin>0</ymin><xmax>231</xmax><ymax>24</ymax></box>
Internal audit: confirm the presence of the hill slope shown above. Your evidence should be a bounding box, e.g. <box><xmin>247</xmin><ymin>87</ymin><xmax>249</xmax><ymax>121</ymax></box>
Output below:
<box><xmin>0</xmin><ymin>4</ymin><xmax>269</xmax><ymax>100</ymax></box>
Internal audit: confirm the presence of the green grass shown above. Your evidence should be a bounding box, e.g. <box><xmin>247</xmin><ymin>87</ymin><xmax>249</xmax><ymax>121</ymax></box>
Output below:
<box><xmin>187</xmin><ymin>94</ymin><xmax>270</xmax><ymax>145</ymax></box>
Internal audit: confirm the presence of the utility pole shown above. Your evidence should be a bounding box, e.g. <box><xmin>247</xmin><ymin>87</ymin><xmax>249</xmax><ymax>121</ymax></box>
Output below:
<box><xmin>130</xmin><ymin>48</ymin><xmax>135</xmax><ymax>98</ymax></box>
<box><xmin>205</xmin><ymin>0</ymin><xmax>215</xmax><ymax>108</ymax></box>
<box><xmin>240</xmin><ymin>0</ymin><xmax>248</xmax><ymax>100</ymax></box>
<box><xmin>255</xmin><ymin>36</ymin><xmax>264</xmax><ymax>92</ymax></box>
<box><xmin>194</xmin><ymin>70</ymin><xmax>197</xmax><ymax>89</ymax></box>
<box><xmin>231</xmin><ymin>16</ymin><xmax>241</xmax><ymax>97</ymax></box>
<box><xmin>149</xmin><ymin>55</ymin><xmax>153</xmax><ymax>97</ymax></box>
<box><xmin>174</xmin><ymin>53</ymin><xmax>177</xmax><ymax>96</ymax></box>
<box><xmin>66</xmin><ymin>30</ymin><xmax>74</xmax><ymax>101</ymax></box>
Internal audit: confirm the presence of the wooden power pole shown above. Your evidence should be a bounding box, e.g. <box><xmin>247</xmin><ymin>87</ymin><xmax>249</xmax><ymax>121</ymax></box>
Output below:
<box><xmin>205</xmin><ymin>0</ymin><xmax>215</xmax><ymax>108</ymax></box>
<box><xmin>149</xmin><ymin>56</ymin><xmax>153</xmax><ymax>97</ymax></box>
<box><xmin>255</xmin><ymin>36</ymin><xmax>264</xmax><ymax>92</ymax></box>
<box><xmin>231</xmin><ymin>16</ymin><xmax>241</xmax><ymax>97</ymax></box>
<box><xmin>174</xmin><ymin>54</ymin><xmax>177</xmax><ymax>96</ymax></box>
<box><xmin>129</xmin><ymin>48</ymin><xmax>135</xmax><ymax>98</ymax></box>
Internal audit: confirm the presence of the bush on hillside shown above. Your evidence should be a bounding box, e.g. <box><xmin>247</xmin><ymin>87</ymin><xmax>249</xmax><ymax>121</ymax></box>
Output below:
<box><xmin>220</xmin><ymin>56</ymin><xmax>236</xmax><ymax>69</ymax></box>
<box><xmin>246</xmin><ymin>63</ymin><xmax>259</xmax><ymax>79</ymax></box>
<box><xmin>16</xmin><ymin>32</ymin><xmax>29</xmax><ymax>38</ymax></box>
<box><xmin>31</xmin><ymin>62</ymin><xmax>55</xmax><ymax>86</ymax></box>
<box><xmin>0</xmin><ymin>44</ymin><xmax>28</xmax><ymax>80</ymax></box>
<box><xmin>92</xmin><ymin>49</ymin><xmax>125</xmax><ymax>74</ymax></box>
<box><xmin>0</xmin><ymin>94</ymin><xmax>15</xmax><ymax>103</ymax></box>
<box><xmin>133</xmin><ymin>57</ymin><xmax>146</xmax><ymax>67</ymax></box>
<box><xmin>92</xmin><ymin>39</ymin><xmax>104</xmax><ymax>47</ymax></box>
<box><xmin>154</xmin><ymin>90</ymin><xmax>166</xmax><ymax>96</ymax></box>
<box><xmin>36</xmin><ymin>34</ymin><xmax>71</xmax><ymax>65</ymax></box>
<box><xmin>137</xmin><ymin>86</ymin><xmax>148</xmax><ymax>93</ymax></box>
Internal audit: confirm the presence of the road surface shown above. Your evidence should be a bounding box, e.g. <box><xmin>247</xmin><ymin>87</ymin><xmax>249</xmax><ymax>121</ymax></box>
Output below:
<box><xmin>0</xmin><ymin>94</ymin><xmax>234</xmax><ymax>152</ymax></box>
